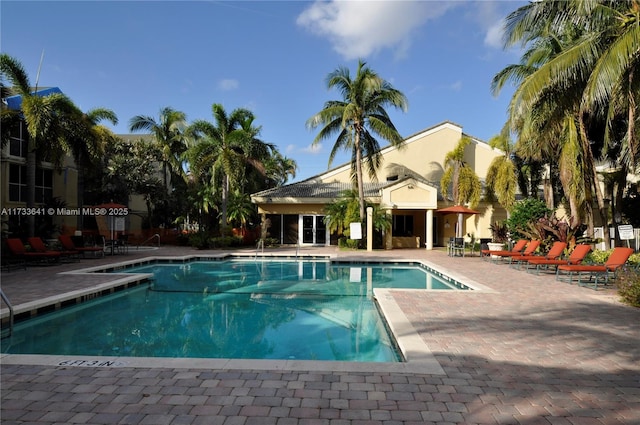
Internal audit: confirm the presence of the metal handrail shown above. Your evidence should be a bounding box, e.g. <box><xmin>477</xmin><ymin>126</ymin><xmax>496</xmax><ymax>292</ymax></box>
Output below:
<box><xmin>137</xmin><ymin>233</ymin><xmax>160</xmax><ymax>249</ymax></box>
<box><xmin>1</xmin><ymin>289</ymin><xmax>14</xmax><ymax>338</ymax></box>
<box><xmin>255</xmin><ymin>239</ymin><xmax>264</xmax><ymax>260</ymax></box>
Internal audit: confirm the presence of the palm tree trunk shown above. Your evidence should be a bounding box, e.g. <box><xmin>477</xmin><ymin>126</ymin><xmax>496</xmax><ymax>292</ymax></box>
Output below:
<box><xmin>26</xmin><ymin>140</ymin><xmax>37</xmax><ymax>237</ymax></box>
<box><xmin>221</xmin><ymin>174</ymin><xmax>229</xmax><ymax>233</ymax></box>
<box><xmin>628</xmin><ymin>69</ymin><xmax>637</xmax><ymax>167</ymax></box>
<box><xmin>76</xmin><ymin>152</ymin><xmax>84</xmax><ymax>230</ymax></box>
<box><xmin>354</xmin><ymin>134</ymin><xmax>366</xmax><ymax>223</ymax></box>
<box><xmin>579</xmin><ymin>117</ymin><xmax>610</xmax><ymax>248</ymax></box>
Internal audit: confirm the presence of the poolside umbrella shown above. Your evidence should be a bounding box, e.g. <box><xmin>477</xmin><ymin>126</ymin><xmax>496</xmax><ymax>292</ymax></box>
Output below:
<box><xmin>95</xmin><ymin>202</ymin><xmax>128</xmax><ymax>240</ymax></box>
<box><xmin>436</xmin><ymin>205</ymin><xmax>480</xmax><ymax>238</ymax></box>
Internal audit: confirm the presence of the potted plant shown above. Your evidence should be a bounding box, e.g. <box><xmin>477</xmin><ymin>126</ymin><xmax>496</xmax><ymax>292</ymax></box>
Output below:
<box><xmin>488</xmin><ymin>221</ymin><xmax>509</xmax><ymax>255</ymax></box>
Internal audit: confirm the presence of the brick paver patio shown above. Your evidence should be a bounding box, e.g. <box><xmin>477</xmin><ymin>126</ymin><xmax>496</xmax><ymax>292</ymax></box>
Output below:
<box><xmin>1</xmin><ymin>246</ymin><xmax>639</xmax><ymax>424</ymax></box>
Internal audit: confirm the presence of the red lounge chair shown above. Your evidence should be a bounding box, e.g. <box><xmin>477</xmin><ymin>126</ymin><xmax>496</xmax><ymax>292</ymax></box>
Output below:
<box><xmin>6</xmin><ymin>238</ymin><xmax>61</xmax><ymax>264</ymax></box>
<box><xmin>481</xmin><ymin>239</ymin><xmax>527</xmax><ymax>261</ymax></box>
<box><xmin>525</xmin><ymin>244</ymin><xmax>592</xmax><ymax>274</ymax></box>
<box><xmin>28</xmin><ymin>237</ymin><xmax>79</xmax><ymax>262</ymax></box>
<box><xmin>59</xmin><ymin>235</ymin><xmax>104</xmax><ymax>258</ymax></box>
<box><xmin>509</xmin><ymin>241</ymin><xmax>567</xmax><ymax>269</ymax></box>
<box><xmin>490</xmin><ymin>240</ymin><xmax>541</xmax><ymax>263</ymax></box>
<box><xmin>556</xmin><ymin>247</ymin><xmax>634</xmax><ymax>289</ymax></box>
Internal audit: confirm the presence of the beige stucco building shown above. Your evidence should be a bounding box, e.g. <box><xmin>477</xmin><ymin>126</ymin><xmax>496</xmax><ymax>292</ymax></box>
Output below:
<box><xmin>251</xmin><ymin>121</ymin><xmax>508</xmax><ymax>249</ymax></box>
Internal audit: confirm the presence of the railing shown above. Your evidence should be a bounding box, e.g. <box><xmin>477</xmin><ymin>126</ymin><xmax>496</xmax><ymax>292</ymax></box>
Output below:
<box><xmin>255</xmin><ymin>239</ymin><xmax>264</xmax><ymax>260</ymax></box>
<box><xmin>1</xmin><ymin>289</ymin><xmax>14</xmax><ymax>338</ymax></box>
<box><xmin>137</xmin><ymin>233</ymin><xmax>160</xmax><ymax>249</ymax></box>
<box><xmin>593</xmin><ymin>227</ymin><xmax>640</xmax><ymax>251</ymax></box>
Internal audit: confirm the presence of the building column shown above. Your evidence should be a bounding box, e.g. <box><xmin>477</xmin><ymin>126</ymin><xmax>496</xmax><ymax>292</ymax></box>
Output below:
<box><xmin>425</xmin><ymin>209</ymin><xmax>433</xmax><ymax>250</ymax></box>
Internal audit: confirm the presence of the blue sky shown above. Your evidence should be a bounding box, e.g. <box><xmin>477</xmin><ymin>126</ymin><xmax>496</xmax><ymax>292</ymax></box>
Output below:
<box><xmin>1</xmin><ymin>0</ymin><xmax>525</xmax><ymax>182</ymax></box>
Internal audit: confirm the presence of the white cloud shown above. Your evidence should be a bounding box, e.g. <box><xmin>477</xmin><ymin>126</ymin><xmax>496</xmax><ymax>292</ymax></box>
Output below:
<box><xmin>286</xmin><ymin>144</ymin><xmax>297</xmax><ymax>154</ymax></box>
<box><xmin>217</xmin><ymin>78</ymin><xmax>239</xmax><ymax>91</ymax></box>
<box><xmin>464</xmin><ymin>1</ymin><xmax>509</xmax><ymax>50</ymax></box>
<box><xmin>449</xmin><ymin>81</ymin><xmax>463</xmax><ymax>92</ymax></box>
<box><xmin>297</xmin><ymin>0</ymin><xmax>454</xmax><ymax>60</ymax></box>
<box><xmin>302</xmin><ymin>143</ymin><xmax>323</xmax><ymax>154</ymax></box>
<box><xmin>484</xmin><ymin>19</ymin><xmax>505</xmax><ymax>49</ymax></box>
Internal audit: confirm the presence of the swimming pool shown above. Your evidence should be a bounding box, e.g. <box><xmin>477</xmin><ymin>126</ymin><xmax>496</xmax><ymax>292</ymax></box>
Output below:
<box><xmin>2</xmin><ymin>259</ymin><xmax>470</xmax><ymax>362</ymax></box>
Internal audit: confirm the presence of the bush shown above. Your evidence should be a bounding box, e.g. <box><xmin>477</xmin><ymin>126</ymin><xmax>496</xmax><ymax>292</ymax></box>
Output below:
<box><xmin>261</xmin><ymin>237</ymin><xmax>280</xmax><ymax>248</ymax></box>
<box><xmin>338</xmin><ymin>237</ymin><xmax>360</xmax><ymax>250</ymax></box>
<box><xmin>617</xmin><ymin>266</ymin><xmax>640</xmax><ymax>307</ymax></box>
<box><xmin>211</xmin><ymin>235</ymin><xmax>243</xmax><ymax>248</ymax></box>
<box><xmin>188</xmin><ymin>231</ymin><xmax>211</xmax><ymax>249</ymax></box>
<box><xmin>505</xmin><ymin>198</ymin><xmax>553</xmax><ymax>240</ymax></box>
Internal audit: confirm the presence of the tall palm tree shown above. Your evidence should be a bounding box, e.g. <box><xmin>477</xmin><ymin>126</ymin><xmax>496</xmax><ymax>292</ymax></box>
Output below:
<box><xmin>129</xmin><ymin>107</ymin><xmax>188</xmax><ymax>194</ymax></box>
<box><xmin>187</xmin><ymin>104</ymin><xmax>272</xmax><ymax>231</ymax></box>
<box><xmin>0</xmin><ymin>53</ymin><xmax>79</xmax><ymax>236</ymax></box>
<box><xmin>307</xmin><ymin>60</ymin><xmax>408</xmax><ymax>223</ymax></box>
<box><xmin>264</xmin><ymin>151</ymin><xmax>297</xmax><ymax>186</ymax></box>
<box><xmin>497</xmin><ymin>0</ymin><xmax>640</xmax><ymax>245</ymax></box>
<box><xmin>129</xmin><ymin>107</ymin><xmax>188</xmax><ymax>228</ymax></box>
<box><xmin>485</xmin><ymin>129</ymin><xmax>519</xmax><ymax>213</ymax></box>
<box><xmin>440</xmin><ymin>136</ymin><xmax>482</xmax><ymax>209</ymax></box>
<box><xmin>66</xmin><ymin>107</ymin><xmax>118</xmax><ymax>229</ymax></box>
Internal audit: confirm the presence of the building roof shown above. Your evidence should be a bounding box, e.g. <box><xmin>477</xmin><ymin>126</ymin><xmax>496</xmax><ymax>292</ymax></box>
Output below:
<box><xmin>252</xmin><ymin>174</ymin><xmax>444</xmax><ymax>202</ymax></box>
<box><xmin>252</xmin><ymin>181</ymin><xmax>388</xmax><ymax>200</ymax></box>
<box><xmin>4</xmin><ymin>87</ymin><xmax>63</xmax><ymax>110</ymax></box>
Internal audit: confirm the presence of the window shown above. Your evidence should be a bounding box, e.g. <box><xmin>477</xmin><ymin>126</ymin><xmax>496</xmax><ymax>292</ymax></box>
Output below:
<box><xmin>393</xmin><ymin>215</ymin><xmax>414</xmax><ymax>236</ymax></box>
<box><xmin>8</xmin><ymin>164</ymin><xmax>53</xmax><ymax>203</ymax></box>
<box><xmin>8</xmin><ymin>122</ymin><xmax>28</xmax><ymax>158</ymax></box>
<box><xmin>8</xmin><ymin>164</ymin><xmax>26</xmax><ymax>202</ymax></box>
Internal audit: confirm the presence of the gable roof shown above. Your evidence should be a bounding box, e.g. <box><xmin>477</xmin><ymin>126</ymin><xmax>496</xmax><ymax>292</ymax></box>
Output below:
<box><xmin>252</xmin><ymin>181</ymin><xmax>388</xmax><ymax>200</ymax></box>
<box><xmin>252</xmin><ymin>174</ymin><xmax>444</xmax><ymax>203</ymax></box>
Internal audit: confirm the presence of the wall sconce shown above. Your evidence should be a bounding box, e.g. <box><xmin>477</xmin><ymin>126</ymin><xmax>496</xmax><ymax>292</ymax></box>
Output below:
<box><xmin>444</xmin><ymin>220</ymin><xmax>450</xmax><ymax>229</ymax></box>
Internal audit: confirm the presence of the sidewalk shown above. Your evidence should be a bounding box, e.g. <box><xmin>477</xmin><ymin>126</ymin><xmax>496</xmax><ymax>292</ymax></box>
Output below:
<box><xmin>2</xmin><ymin>246</ymin><xmax>639</xmax><ymax>424</ymax></box>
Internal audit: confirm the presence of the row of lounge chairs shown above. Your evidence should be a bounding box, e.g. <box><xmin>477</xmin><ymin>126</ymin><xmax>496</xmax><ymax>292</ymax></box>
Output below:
<box><xmin>4</xmin><ymin>235</ymin><xmax>105</xmax><ymax>267</ymax></box>
<box><xmin>480</xmin><ymin>239</ymin><xmax>635</xmax><ymax>290</ymax></box>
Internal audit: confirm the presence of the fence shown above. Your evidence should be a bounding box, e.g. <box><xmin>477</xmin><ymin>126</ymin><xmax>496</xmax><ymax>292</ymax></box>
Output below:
<box><xmin>593</xmin><ymin>227</ymin><xmax>640</xmax><ymax>251</ymax></box>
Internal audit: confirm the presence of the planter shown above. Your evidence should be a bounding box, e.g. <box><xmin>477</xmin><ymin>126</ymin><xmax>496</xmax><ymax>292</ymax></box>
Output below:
<box><xmin>487</xmin><ymin>242</ymin><xmax>505</xmax><ymax>258</ymax></box>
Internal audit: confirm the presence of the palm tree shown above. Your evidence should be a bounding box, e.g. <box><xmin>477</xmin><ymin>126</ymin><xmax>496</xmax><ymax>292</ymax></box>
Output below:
<box><xmin>263</xmin><ymin>151</ymin><xmax>297</xmax><ymax>187</ymax></box>
<box><xmin>65</xmin><ymin>107</ymin><xmax>118</xmax><ymax>229</ymax></box>
<box><xmin>129</xmin><ymin>107</ymin><xmax>188</xmax><ymax>194</ymax></box>
<box><xmin>187</xmin><ymin>104</ymin><xmax>272</xmax><ymax>231</ymax></box>
<box><xmin>129</xmin><ymin>107</ymin><xmax>188</xmax><ymax>228</ymax></box>
<box><xmin>499</xmin><ymin>0</ymin><xmax>640</xmax><ymax>246</ymax></box>
<box><xmin>307</xmin><ymin>60</ymin><xmax>408</xmax><ymax>223</ymax></box>
<box><xmin>485</xmin><ymin>129</ymin><xmax>519</xmax><ymax>213</ymax></box>
<box><xmin>440</xmin><ymin>136</ymin><xmax>482</xmax><ymax>208</ymax></box>
<box><xmin>0</xmin><ymin>53</ymin><xmax>79</xmax><ymax>236</ymax></box>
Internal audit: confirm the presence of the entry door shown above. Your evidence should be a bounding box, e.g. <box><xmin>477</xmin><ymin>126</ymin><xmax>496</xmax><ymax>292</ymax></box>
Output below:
<box><xmin>302</xmin><ymin>216</ymin><xmax>314</xmax><ymax>244</ymax></box>
<box><xmin>301</xmin><ymin>215</ymin><xmax>327</xmax><ymax>245</ymax></box>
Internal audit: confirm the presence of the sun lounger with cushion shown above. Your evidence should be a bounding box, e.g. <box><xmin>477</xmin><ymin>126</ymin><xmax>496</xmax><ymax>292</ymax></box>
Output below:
<box><xmin>509</xmin><ymin>241</ymin><xmax>567</xmax><ymax>269</ymax></box>
<box><xmin>28</xmin><ymin>237</ymin><xmax>79</xmax><ymax>262</ymax></box>
<box><xmin>556</xmin><ymin>247</ymin><xmax>634</xmax><ymax>289</ymax></box>
<box><xmin>481</xmin><ymin>239</ymin><xmax>527</xmax><ymax>261</ymax></box>
<box><xmin>59</xmin><ymin>235</ymin><xmax>104</xmax><ymax>258</ymax></box>
<box><xmin>525</xmin><ymin>244</ymin><xmax>591</xmax><ymax>274</ymax></box>
<box><xmin>6</xmin><ymin>238</ymin><xmax>61</xmax><ymax>264</ymax></box>
<box><xmin>489</xmin><ymin>240</ymin><xmax>541</xmax><ymax>263</ymax></box>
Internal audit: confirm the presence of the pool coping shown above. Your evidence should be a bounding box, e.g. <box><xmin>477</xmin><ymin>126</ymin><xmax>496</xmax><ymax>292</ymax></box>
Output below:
<box><xmin>1</xmin><ymin>253</ymin><xmax>494</xmax><ymax>374</ymax></box>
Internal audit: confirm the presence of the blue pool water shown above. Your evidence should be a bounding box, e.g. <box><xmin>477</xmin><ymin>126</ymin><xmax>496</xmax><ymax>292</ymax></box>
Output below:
<box><xmin>2</xmin><ymin>259</ymin><xmax>469</xmax><ymax>362</ymax></box>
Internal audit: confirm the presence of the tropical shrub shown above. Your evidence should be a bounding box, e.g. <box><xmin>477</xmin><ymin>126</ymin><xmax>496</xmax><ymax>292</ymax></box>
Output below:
<box><xmin>489</xmin><ymin>221</ymin><xmax>509</xmax><ymax>243</ymax></box>
<box><xmin>617</xmin><ymin>266</ymin><xmax>640</xmax><ymax>308</ymax></box>
<box><xmin>211</xmin><ymin>235</ymin><xmax>243</xmax><ymax>248</ymax></box>
<box><xmin>518</xmin><ymin>216</ymin><xmax>583</xmax><ymax>251</ymax></box>
<box><xmin>188</xmin><ymin>231</ymin><xmax>211</xmax><ymax>249</ymax></box>
<box><xmin>260</xmin><ymin>237</ymin><xmax>280</xmax><ymax>248</ymax></box>
<box><xmin>505</xmin><ymin>198</ymin><xmax>553</xmax><ymax>240</ymax></box>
